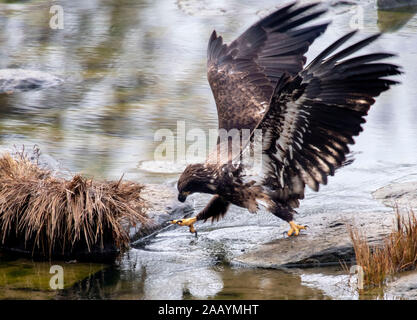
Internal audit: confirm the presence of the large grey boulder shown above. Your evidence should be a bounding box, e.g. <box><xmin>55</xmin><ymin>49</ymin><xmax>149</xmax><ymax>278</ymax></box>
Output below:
<box><xmin>233</xmin><ymin>210</ymin><xmax>393</xmax><ymax>268</ymax></box>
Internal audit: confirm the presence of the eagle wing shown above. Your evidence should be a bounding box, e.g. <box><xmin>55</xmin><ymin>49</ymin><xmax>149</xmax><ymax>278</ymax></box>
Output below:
<box><xmin>207</xmin><ymin>2</ymin><xmax>329</xmax><ymax>134</ymax></box>
<box><xmin>257</xmin><ymin>31</ymin><xmax>401</xmax><ymax>208</ymax></box>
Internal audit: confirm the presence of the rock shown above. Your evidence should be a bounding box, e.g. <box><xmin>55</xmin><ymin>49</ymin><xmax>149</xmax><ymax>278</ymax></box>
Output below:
<box><xmin>0</xmin><ymin>69</ymin><xmax>62</xmax><ymax>93</ymax></box>
<box><xmin>377</xmin><ymin>0</ymin><xmax>417</xmax><ymax>9</ymax></box>
<box><xmin>372</xmin><ymin>181</ymin><xmax>417</xmax><ymax>209</ymax></box>
<box><xmin>234</xmin><ymin>181</ymin><xmax>417</xmax><ymax>268</ymax></box>
<box><xmin>233</xmin><ymin>210</ymin><xmax>394</xmax><ymax>268</ymax></box>
<box><xmin>299</xmin><ymin>269</ymin><xmax>358</xmax><ymax>300</ymax></box>
<box><xmin>128</xmin><ymin>184</ymin><xmax>194</xmax><ymax>243</ymax></box>
<box><xmin>385</xmin><ymin>271</ymin><xmax>417</xmax><ymax>299</ymax></box>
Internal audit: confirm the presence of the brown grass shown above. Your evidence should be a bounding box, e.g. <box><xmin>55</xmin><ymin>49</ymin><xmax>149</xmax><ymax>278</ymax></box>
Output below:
<box><xmin>349</xmin><ymin>208</ymin><xmax>417</xmax><ymax>288</ymax></box>
<box><xmin>0</xmin><ymin>151</ymin><xmax>149</xmax><ymax>259</ymax></box>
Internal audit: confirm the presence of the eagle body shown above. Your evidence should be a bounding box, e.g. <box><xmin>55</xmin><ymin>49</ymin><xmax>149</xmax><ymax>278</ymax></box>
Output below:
<box><xmin>174</xmin><ymin>2</ymin><xmax>401</xmax><ymax>235</ymax></box>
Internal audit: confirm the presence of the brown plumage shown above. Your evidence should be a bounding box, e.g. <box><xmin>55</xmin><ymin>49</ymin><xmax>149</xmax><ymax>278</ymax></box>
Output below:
<box><xmin>175</xmin><ymin>2</ymin><xmax>401</xmax><ymax>234</ymax></box>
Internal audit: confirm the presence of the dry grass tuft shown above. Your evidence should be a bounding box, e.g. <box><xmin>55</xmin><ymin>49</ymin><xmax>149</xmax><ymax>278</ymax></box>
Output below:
<box><xmin>349</xmin><ymin>208</ymin><xmax>417</xmax><ymax>288</ymax></box>
<box><xmin>0</xmin><ymin>151</ymin><xmax>149</xmax><ymax>259</ymax></box>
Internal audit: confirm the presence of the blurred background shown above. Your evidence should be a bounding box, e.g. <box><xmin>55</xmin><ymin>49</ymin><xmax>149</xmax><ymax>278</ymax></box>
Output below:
<box><xmin>0</xmin><ymin>0</ymin><xmax>415</xmax><ymax>185</ymax></box>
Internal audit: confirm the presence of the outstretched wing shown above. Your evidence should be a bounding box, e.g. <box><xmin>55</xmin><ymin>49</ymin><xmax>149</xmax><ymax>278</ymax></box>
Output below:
<box><xmin>207</xmin><ymin>1</ymin><xmax>329</xmax><ymax>133</ymax></box>
<box><xmin>259</xmin><ymin>31</ymin><xmax>401</xmax><ymax>208</ymax></box>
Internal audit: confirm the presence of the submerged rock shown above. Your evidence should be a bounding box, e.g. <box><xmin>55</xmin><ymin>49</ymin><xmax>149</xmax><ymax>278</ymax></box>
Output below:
<box><xmin>377</xmin><ymin>0</ymin><xmax>417</xmax><ymax>9</ymax></box>
<box><xmin>372</xmin><ymin>181</ymin><xmax>417</xmax><ymax>209</ymax></box>
<box><xmin>0</xmin><ymin>69</ymin><xmax>62</xmax><ymax>93</ymax></box>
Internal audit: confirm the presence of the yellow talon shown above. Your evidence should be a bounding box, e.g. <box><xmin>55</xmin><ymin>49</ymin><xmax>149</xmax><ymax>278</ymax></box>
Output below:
<box><xmin>170</xmin><ymin>217</ymin><xmax>198</xmax><ymax>234</ymax></box>
<box><xmin>287</xmin><ymin>221</ymin><xmax>307</xmax><ymax>236</ymax></box>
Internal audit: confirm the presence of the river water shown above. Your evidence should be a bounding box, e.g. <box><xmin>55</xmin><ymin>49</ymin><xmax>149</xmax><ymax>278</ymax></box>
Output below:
<box><xmin>0</xmin><ymin>0</ymin><xmax>416</xmax><ymax>299</ymax></box>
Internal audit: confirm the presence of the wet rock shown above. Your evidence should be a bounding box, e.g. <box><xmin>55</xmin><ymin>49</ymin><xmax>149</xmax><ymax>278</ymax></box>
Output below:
<box><xmin>300</xmin><ymin>270</ymin><xmax>357</xmax><ymax>300</ymax></box>
<box><xmin>377</xmin><ymin>0</ymin><xmax>417</xmax><ymax>9</ymax></box>
<box><xmin>233</xmin><ymin>180</ymin><xmax>417</xmax><ymax>268</ymax></box>
<box><xmin>128</xmin><ymin>184</ymin><xmax>194</xmax><ymax>242</ymax></box>
<box><xmin>0</xmin><ymin>69</ymin><xmax>62</xmax><ymax>93</ymax></box>
<box><xmin>372</xmin><ymin>181</ymin><xmax>417</xmax><ymax>209</ymax></box>
<box><xmin>233</xmin><ymin>210</ymin><xmax>394</xmax><ymax>268</ymax></box>
<box><xmin>385</xmin><ymin>271</ymin><xmax>417</xmax><ymax>299</ymax></box>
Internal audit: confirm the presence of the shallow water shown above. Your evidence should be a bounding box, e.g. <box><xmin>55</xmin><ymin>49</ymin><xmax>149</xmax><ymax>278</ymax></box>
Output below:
<box><xmin>0</xmin><ymin>0</ymin><xmax>417</xmax><ymax>299</ymax></box>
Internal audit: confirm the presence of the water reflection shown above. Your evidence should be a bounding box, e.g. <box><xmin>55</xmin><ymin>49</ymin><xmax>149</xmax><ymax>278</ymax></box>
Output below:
<box><xmin>58</xmin><ymin>249</ymin><xmax>330</xmax><ymax>300</ymax></box>
<box><xmin>0</xmin><ymin>0</ymin><xmax>415</xmax><ymax>180</ymax></box>
<box><xmin>378</xmin><ymin>6</ymin><xmax>417</xmax><ymax>32</ymax></box>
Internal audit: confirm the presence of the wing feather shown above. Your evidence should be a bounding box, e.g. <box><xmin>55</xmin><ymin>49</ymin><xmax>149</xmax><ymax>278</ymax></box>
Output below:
<box><xmin>207</xmin><ymin>2</ymin><xmax>329</xmax><ymax>134</ymax></box>
<box><xmin>258</xmin><ymin>32</ymin><xmax>401</xmax><ymax>206</ymax></box>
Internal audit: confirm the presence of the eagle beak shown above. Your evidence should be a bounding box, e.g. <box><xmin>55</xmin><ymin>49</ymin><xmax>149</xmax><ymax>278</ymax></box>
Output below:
<box><xmin>178</xmin><ymin>192</ymin><xmax>189</xmax><ymax>202</ymax></box>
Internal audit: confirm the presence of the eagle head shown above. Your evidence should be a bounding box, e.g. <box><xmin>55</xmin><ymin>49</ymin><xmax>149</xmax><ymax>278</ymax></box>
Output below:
<box><xmin>177</xmin><ymin>163</ymin><xmax>218</xmax><ymax>202</ymax></box>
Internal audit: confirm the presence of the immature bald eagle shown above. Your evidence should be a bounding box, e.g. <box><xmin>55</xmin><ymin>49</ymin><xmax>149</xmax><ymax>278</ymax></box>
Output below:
<box><xmin>171</xmin><ymin>2</ymin><xmax>401</xmax><ymax>236</ymax></box>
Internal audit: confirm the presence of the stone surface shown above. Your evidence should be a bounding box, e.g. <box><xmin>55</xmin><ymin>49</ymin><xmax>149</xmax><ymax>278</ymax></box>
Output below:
<box><xmin>233</xmin><ymin>210</ymin><xmax>394</xmax><ymax>268</ymax></box>
<box><xmin>372</xmin><ymin>181</ymin><xmax>417</xmax><ymax>209</ymax></box>
<box><xmin>234</xmin><ymin>181</ymin><xmax>417</xmax><ymax>268</ymax></box>
<box><xmin>128</xmin><ymin>184</ymin><xmax>194</xmax><ymax>242</ymax></box>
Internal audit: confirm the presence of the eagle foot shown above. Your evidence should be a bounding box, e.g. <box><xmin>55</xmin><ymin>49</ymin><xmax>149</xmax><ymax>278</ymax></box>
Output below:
<box><xmin>287</xmin><ymin>221</ymin><xmax>307</xmax><ymax>237</ymax></box>
<box><xmin>170</xmin><ymin>217</ymin><xmax>198</xmax><ymax>235</ymax></box>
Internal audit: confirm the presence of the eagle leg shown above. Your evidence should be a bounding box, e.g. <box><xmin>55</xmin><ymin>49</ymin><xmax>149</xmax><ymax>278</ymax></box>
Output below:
<box><xmin>287</xmin><ymin>221</ymin><xmax>307</xmax><ymax>237</ymax></box>
<box><xmin>170</xmin><ymin>217</ymin><xmax>198</xmax><ymax>235</ymax></box>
